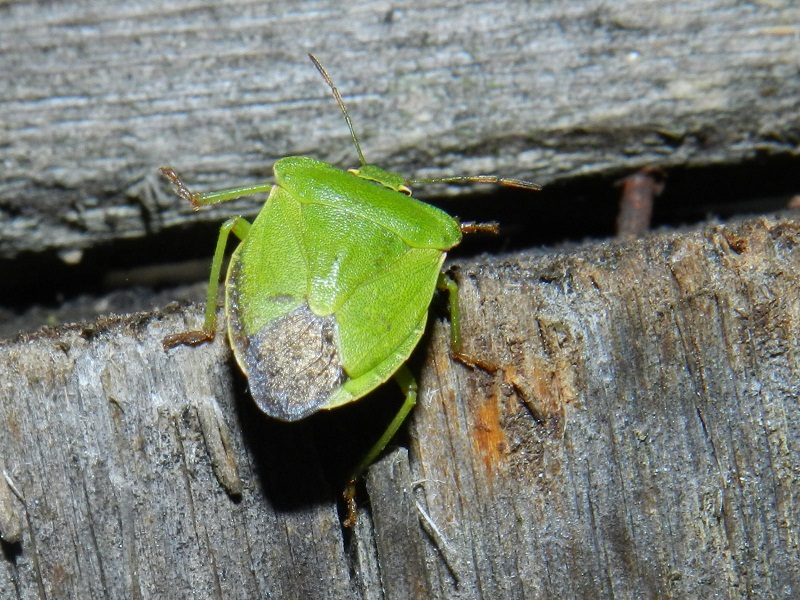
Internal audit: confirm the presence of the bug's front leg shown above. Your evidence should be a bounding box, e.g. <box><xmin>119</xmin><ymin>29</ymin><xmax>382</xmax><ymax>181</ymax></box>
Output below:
<box><xmin>159</xmin><ymin>167</ymin><xmax>274</xmax><ymax>208</ymax></box>
<box><xmin>162</xmin><ymin>215</ymin><xmax>252</xmax><ymax>350</ymax></box>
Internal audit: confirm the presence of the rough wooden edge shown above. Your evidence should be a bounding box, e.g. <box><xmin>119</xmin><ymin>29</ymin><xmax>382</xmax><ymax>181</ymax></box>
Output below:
<box><xmin>2</xmin><ymin>0</ymin><xmax>799</xmax><ymax>258</ymax></box>
<box><xmin>3</xmin><ymin>213</ymin><xmax>799</xmax><ymax>597</ymax></box>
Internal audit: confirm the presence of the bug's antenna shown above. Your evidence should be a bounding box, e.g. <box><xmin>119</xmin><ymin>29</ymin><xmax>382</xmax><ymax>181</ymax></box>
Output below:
<box><xmin>409</xmin><ymin>175</ymin><xmax>542</xmax><ymax>192</ymax></box>
<box><xmin>309</xmin><ymin>53</ymin><xmax>367</xmax><ymax>167</ymax></box>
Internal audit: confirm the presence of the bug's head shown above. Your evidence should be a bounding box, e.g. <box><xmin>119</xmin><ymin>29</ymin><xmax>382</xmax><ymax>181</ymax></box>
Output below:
<box><xmin>309</xmin><ymin>53</ymin><xmax>542</xmax><ymax>198</ymax></box>
<box><xmin>309</xmin><ymin>54</ymin><xmax>417</xmax><ymax>196</ymax></box>
<box><xmin>348</xmin><ymin>165</ymin><xmax>412</xmax><ymax>195</ymax></box>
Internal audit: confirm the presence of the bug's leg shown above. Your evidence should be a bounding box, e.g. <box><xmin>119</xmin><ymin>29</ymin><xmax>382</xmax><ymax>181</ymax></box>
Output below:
<box><xmin>343</xmin><ymin>364</ymin><xmax>418</xmax><ymax>527</ymax></box>
<box><xmin>159</xmin><ymin>167</ymin><xmax>274</xmax><ymax>208</ymax></box>
<box><xmin>459</xmin><ymin>221</ymin><xmax>499</xmax><ymax>236</ymax></box>
<box><xmin>162</xmin><ymin>216</ymin><xmax>251</xmax><ymax>350</ymax></box>
<box><xmin>439</xmin><ymin>273</ymin><xmax>546</xmax><ymax>423</ymax></box>
<box><xmin>444</xmin><ymin>219</ymin><xmax>505</xmax><ymax>370</ymax></box>
<box><xmin>436</xmin><ymin>272</ymin><xmax>501</xmax><ymax>373</ymax></box>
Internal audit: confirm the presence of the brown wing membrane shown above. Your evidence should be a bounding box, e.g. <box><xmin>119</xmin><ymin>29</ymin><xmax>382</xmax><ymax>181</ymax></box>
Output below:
<box><xmin>236</xmin><ymin>302</ymin><xmax>347</xmax><ymax>421</ymax></box>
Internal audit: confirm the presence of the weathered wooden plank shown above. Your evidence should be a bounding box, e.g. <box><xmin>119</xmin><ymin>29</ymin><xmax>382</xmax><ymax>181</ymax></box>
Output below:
<box><xmin>0</xmin><ymin>311</ymin><xmax>356</xmax><ymax>598</ymax></box>
<box><xmin>404</xmin><ymin>215</ymin><xmax>800</xmax><ymax>597</ymax></box>
<box><xmin>2</xmin><ymin>214</ymin><xmax>798</xmax><ymax>598</ymax></box>
<box><xmin>364</xmin><ymin>448</ymin><xmax>433</xmax><ymax>599</ymax></box>
<box><xmin>1</xmin><ymin>0</ymin><xmax>798</xmax><ymax>259</ymax></box>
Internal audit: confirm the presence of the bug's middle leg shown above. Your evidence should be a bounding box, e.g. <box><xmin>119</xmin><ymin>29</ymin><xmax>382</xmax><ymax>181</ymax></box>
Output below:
<box><xmin>436</xmin><ymin>271</ymin><xmax>503</xmax><ymax>373</ymax></box>
<box><xmin>439</xmin><ymin>271</ymin><xmax>546</xmax><ymax>422</ymax></box>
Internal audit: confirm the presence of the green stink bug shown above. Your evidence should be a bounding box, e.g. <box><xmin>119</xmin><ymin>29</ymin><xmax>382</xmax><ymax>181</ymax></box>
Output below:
<box><xmin>161</xmin><ymin>55</ymin><xmax>540</xmax><ymax>517</ymax></box>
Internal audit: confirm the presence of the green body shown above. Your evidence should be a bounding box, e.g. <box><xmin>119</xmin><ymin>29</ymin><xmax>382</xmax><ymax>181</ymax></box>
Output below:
<box><xmin>160</xmin><ymin>55</ymin><xmax>539</xmax><ymax>523</ymax></box>
<box><xmin>225</xmin><ymin>156</ymin><xmax>462</xmax><ymax>420</ymax></box>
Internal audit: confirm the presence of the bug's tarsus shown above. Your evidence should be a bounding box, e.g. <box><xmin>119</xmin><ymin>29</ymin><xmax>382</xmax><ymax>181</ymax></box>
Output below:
<box><xmin>452</xmin><ymin>351</ymin><xmax>501</xmax><ymax>374</ymax></box>
<box><xmin>453</xmin><ymin>349</ymin><xmax>548</xmax><ymax>424</ymax></box>
<box><xmin>342</xmin><ymin>481</ymin><xmax>358</xmax><ymax>528</ymax></box>
<box><xmin>460</xmin><ymin>221</ymin><xmax>500</xmax><ymax>236</ymax></box>
<box><xmin>162</xmin><ymin>329</ymin><xmax>215</xmax><ymax>351</ymax></box>
<box><xmin>159</xmin><ymin>166</ymin><xmax>202</xmax><ymax>209</ymax></box>
<box><xmin>309</xmin><ymin>53</ymin><xmax>368</xmax><ymax>167</ymax></box>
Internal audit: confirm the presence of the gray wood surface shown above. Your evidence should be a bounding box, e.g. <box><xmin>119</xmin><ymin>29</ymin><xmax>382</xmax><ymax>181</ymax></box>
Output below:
<box><xmin>0</xmin><ymin>308</ymin><xmax>358</xmax><ymax>598</ymax></box>
<box><xmin>2</xmin><ymin>214</ymin><xmax>799</xmax><ymax>598</ymax></box>
<box><xmin>405</xmin><ymin>216</ymin><xmax>800</xmax><ymax>597</ymax></box>
<box><xmin>1</xmin><ymin>0</ymin><xmax>799</xmax><ymax>259</ymax></box>
<box><xmin>2</xmin><ymin>0</ymin><xmax>800</xmax><ymax>598</ymax></box>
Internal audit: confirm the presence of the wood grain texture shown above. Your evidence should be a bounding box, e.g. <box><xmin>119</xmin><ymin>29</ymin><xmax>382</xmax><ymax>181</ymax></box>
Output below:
<box><xmin>1</xmin><ymin>0</ymin><xmax>799</xmax><ymax>258</ymax></box>
<box><xmin>2</xmin><ymin>0</ymin><xmax>800</xmax><ymax>597</ymax></box>
<box><xmin>0</xmin><ymin>310</ymin><xmax>357</xmax><ymax>598</ymax></box>
<box><xmin>2</xmin><ymin>214</ymin><xmax>799</xmax><ymax>598</ymax></box>
<box><xmin>405</xmin><ymin>216</ymin><xmax>800</xmax><ymax>597</ymax></box>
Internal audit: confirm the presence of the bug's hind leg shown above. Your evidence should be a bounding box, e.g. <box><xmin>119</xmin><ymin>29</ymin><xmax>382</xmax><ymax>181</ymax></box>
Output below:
<box><xmin>342</xmin><ymin>364</ymin><xmax>417</xmax><ymax>527</ymax></box>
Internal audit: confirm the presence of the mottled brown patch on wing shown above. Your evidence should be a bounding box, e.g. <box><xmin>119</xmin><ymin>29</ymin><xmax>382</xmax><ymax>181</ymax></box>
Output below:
<box><xmin>242</xmin><ymin>304</ymin><xmax>346</xmax><ymax>421</ymax></box>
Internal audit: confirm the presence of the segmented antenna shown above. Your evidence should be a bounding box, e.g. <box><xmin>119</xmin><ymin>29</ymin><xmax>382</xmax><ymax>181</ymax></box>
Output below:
<box><xmin>410</xmin><ymin>175</ymin><xmax>541</xmax><ymax>191</ymax></box>
<box><xmin>308</xmin><ymin>54</ymin><xmax>541</xmax><ymax>192</ymax></box>
<box><xmin>309</xmin><ymin>53</ymin><xmax>367</xmax><ymax>167</ymax></box>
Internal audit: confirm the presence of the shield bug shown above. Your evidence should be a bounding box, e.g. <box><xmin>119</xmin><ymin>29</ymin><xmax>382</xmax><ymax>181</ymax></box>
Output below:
<box><xmin>161</xmin><ymin>55</ymin><xmax>540</xmax><ymax>520</ymax></box>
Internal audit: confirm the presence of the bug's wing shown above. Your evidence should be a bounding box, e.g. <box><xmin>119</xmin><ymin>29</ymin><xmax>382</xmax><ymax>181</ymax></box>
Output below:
<box><xmin>227</xmin><ymin>187</ymin><xmax>307</xmax><ymax>334</ymax></box>
<box><xmin>236</xmin><ymin>301</ymin><xmax>346</xmax><ymax>420</ymax></box>
<box><xmin>226</xmin><ymin>188</ymin><xmax>348</xmax><ymax>421</ymax></box>
<box><xmin>329</xmin><ymin>247</ymin><xmax>444</xmax><ymax>404</ymax></box>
